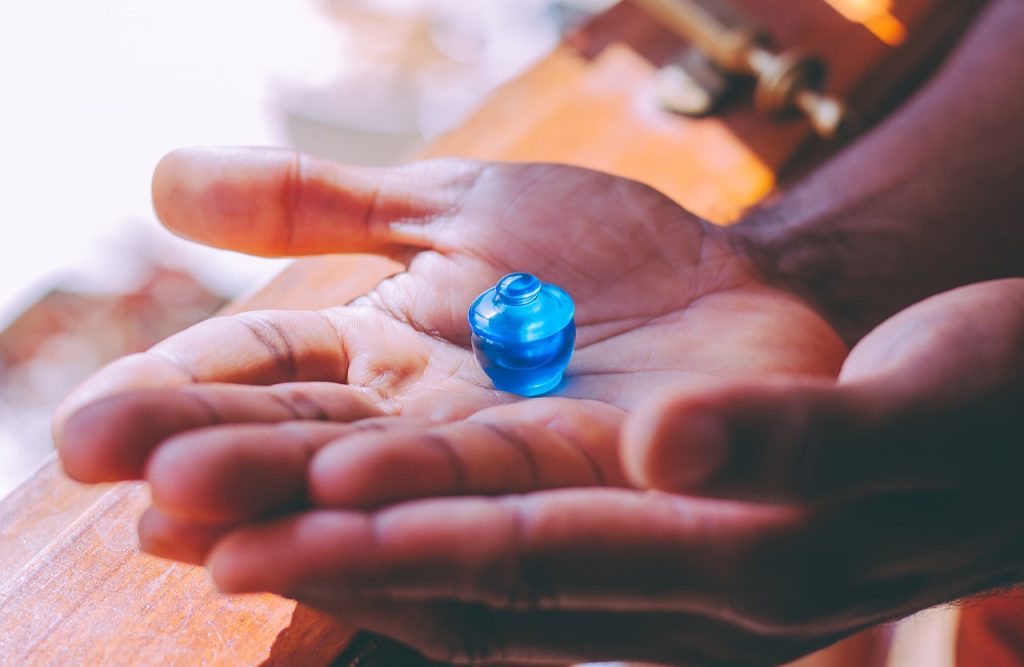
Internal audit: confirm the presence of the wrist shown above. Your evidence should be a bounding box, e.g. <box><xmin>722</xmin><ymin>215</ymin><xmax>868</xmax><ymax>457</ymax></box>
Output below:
<box><xmin>727</xmin><ymin>203</ymin><xmax>904</xmax><ymax>345</ymax></box>
<box><xmin>730</xmin><ymin>187</ymin><xmax>1024</xmax><ymax>346</ymax></box>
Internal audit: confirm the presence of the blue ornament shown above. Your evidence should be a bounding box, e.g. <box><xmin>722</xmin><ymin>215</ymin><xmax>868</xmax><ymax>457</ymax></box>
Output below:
<box><xmin>468</xmin><ymin>273</ymin><xmax>576</xmax><ymax>397</ymax></box>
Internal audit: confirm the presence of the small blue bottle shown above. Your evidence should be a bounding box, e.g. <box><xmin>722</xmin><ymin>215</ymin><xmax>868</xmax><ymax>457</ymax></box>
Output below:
<box><xmin>468</xmin><ymin>273</ymin><xmax>575</xmax><ymax>397</ymax></box>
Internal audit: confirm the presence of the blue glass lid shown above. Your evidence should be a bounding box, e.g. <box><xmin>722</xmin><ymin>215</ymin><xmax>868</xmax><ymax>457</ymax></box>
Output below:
<box><xmin>468</xmin><ymin>273</ymin><xmax>574</xmax><ymax>343</ymax></box>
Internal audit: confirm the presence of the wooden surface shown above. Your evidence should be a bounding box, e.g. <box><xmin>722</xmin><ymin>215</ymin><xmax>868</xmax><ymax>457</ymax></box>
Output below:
<box><xmin>0</xmin><ymin>1</ymin><xmax>979</xmax><ymax>665</ymax></box>
<box><xmin>0</xmin><ymin>478</ymin><xmax>357</xmax><ymax>666</ymax></box>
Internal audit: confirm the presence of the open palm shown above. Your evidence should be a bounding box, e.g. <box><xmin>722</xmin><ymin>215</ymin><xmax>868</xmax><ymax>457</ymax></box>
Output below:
<box><xmin>342</xmin><ymin>159</ymin><xmax>844</xmax><ymax>415</ymax></box>
<box><xmin>53</xmin><ymin>147</ymin><xmax>852</xmax><ymax>663</ymax></box>
<box><xmin>57</xmin><ymin>147</ymin><xmax>843</xmax><ymax>490</ymax></box>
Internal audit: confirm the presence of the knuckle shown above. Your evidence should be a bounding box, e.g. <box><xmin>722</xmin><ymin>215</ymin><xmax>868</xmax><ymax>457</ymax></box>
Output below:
<box><xmin>280</xmin><ymin>150</ymin><xmax>305</xmax><ymax>251</ymax></box>
<box><xmin>494</xmin><ymin>500</ymin><xmax>559</xmax><ymax>610</ymax></box>
<box><xmin>270</xmin><ymin>385</ymin><xmax>330</xmax><ymax>421</ymax></box>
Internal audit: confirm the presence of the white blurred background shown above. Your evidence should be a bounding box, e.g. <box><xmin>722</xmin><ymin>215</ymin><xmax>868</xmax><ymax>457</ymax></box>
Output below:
<box><xmin>0</xmin><ymin>0</ymin><xmax>613</xmax><ymax>498</ymax></box>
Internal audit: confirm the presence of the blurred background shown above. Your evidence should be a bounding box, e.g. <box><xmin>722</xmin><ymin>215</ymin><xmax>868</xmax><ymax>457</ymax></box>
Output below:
<box><xmin>0</xmin><ymin>0</ymin><xmax>616</xmax><ymax>499</ymax></box>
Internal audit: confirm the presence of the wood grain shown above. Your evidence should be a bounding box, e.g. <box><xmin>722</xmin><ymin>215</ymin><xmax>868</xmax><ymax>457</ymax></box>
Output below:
<box><xmin>0</xmin><ymin>1</ymin><xmax>978</xmax><ymax>665</ymax></box>
<box><xmin>0</xmin><ymin>458</ymin><xmax>110</xmax><ymax>581</ymax></box>
<box><xmin>0</xmin><ymin>480</ymin><xmax>356</xmax><ymax>666</ymax></box>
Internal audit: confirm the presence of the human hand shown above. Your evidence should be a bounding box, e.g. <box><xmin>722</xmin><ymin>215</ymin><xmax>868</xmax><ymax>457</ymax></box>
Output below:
<box><xmin>55</xmin><ymin>146</ymin><xmax>843</xmax><ymax>488</ymax></box>
<box><xmin>620</xmin><ymin>278</ymin><xmax>1024</xmax><ymax>662</ymax></box>
<box><xmin>137</xmin><ymin>279</ymin><xmax>1019</xmax><ymax>666</ymax></box>
<box><xmin>52</xmin><ymin>146</ymin><xmax>850</xmax><ymax>664</ymax></box>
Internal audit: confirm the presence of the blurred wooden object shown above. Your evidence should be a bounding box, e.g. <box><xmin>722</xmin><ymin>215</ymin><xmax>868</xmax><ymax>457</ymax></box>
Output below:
<box><xmin>0</xmin><ymin>1</ymin><xmax>985</xmax><ymax>665</ymax></box>
<box><xmin>957</xmin><ymin>596</ymin><xmax>1024</xmax><ymax>667</ymax></box>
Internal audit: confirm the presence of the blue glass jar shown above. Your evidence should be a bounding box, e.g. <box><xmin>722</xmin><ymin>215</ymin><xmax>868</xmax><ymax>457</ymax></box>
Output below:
<box><xmin>468</xmin><ymin>273</ymin><xmax>575</xmax><ymax>397</ymax></box>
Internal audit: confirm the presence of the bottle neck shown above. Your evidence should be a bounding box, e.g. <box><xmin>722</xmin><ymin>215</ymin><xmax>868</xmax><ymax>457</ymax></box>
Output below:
<box><xmin>496</xmin><ymin>273</ymin><xmax>541</xmax><ymax>305</ymax></box>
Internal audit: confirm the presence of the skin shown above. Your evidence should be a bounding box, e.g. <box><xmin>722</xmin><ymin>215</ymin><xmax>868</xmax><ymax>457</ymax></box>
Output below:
<box><xmin>208</xmin><ymin>279</ymin><xmax>1024</xmax><ymax>665</ymax></box>
<box><xmin>55</xmin><ymin>147</ymin><xmax>845</xmax><ymax>512</ymax></box>
<box><xmin>55</xmin><ymin>149</ymin><xmax>847</xmax><ymax>489</ymax></box>
<box><xmin>733</xmin><ymin>0</ymin><xmax>1024</xmax><ymax>342</ymax></box>
<box><xmin>54</xmin><ymin>0</ymin><xmax>1024</xmax><ymax>664</ymax></box>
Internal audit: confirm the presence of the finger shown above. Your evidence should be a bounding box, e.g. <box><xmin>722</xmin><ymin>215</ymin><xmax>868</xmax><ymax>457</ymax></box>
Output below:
<box><xmin>309</xmin><ymin>399</ymin><xmax>626</xmax><ymax>508</ymax></box>
<box><xmin>146</xmin><ymin>421</ymin><xmax>384</xmax><ymax>523</ymax></box>
<box><xmin>142</xmin><ymin>504</ymin><xmax>782</xmax><ymax>663</ymax></box>
<box><xmin>206</xmin><ymin>489</ymin><xmax>795</xmax><ymax>615</ymax></box>
<box><xmin>622</xmin><ymin>377</ymin><xmax>864</xmax><ymax>502</ymax></box>
<box><xmin>623</xmin><ymin>374</ymin><xmax>999</xmax><ymax>503</ymax></box>
<box><xmin>53</xmin><ymin>308</ymin><xmax>348</xmax><ymax>439</ymax></box>
<box><xmin>59</xmin><ymin>382</ymin><xmax>381</xmax><ymax>483</ymax></box>
<box><xmin>623</xmin><ymin>279</ymin><xmax>1024</xmax><ymax>502</ymax></box>
<box><xmin>153</xmin><ymin>146</ymin><xmax>484</xmax><ymax>258</ymax></box>
<box><xmin>138</xmin><ymin>507</ymin><xmax>234</xmax><ymax>566</ymax></box>
<box><xmin>282</xmin><ymin>596</ymin><xmax>797</xmax><ymax>666</ymax></box>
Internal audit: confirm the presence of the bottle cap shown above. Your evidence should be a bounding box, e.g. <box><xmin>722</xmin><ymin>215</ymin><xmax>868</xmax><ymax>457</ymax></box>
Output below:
<box><xmin>468</xmin><ymin>273</ymin><xmax>574</xmax><ymax>344</ymax></box>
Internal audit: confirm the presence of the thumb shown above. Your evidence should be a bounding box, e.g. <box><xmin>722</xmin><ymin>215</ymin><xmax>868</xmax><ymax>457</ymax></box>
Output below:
<box><xmin>622</xmin><ymin>279</ymin><xmax>1024</xmax><ymax>503</ymax></box>
<box><xmin>622</xmin><ymin>377</ymin><xmax>882</xmax><ymax>502</ymax></box>
<box><xmin>152</xmin><ymin>146</ymin><xmax>484</xmax><ymax>258</ymax></box>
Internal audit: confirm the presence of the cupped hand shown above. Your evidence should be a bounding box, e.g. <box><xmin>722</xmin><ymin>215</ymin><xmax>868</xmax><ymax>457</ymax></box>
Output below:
<box><xmin>55</xmin><ymin>146</ymin><xmax>843</xmax><ymax>487</ymax></box>
<box><xmin>617</xmin><ymin>278</ymin><xmax>1022</xmax><ymax>663</ymax></box>
<box><xmin>53</xmin><ymin>146</ymin><xmax>850</xmax><ymax>664</ymax></box>
<box><xmin>150</xmin><ymin>279</ymin><xmax>1020</xmax><ymax>666</ymax></box>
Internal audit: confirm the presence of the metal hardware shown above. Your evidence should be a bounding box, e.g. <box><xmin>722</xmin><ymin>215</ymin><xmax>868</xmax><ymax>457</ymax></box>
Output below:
<box><xmin>634</xmin><ymin>0</ymin><xmax>848</xmax><ymax>138</ymax></box>
<box><xmin>656</xmin><ymin>48</ymin><xmax>730</xmax><ymax>116</ymax></box>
